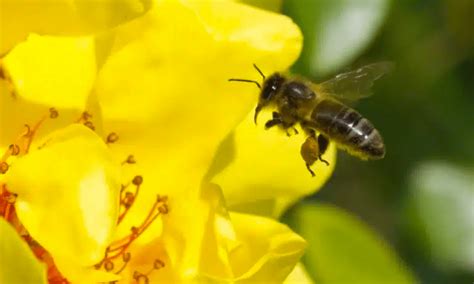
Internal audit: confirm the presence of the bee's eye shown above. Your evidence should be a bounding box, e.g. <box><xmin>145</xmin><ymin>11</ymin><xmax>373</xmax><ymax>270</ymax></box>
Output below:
<box><xmin>261</xmin><ymin>74</ymin><xmax>284</xmax><ymax>101</ymax></box>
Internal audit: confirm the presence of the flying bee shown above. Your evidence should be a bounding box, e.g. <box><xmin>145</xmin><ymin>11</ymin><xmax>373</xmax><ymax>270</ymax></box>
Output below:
<box><xmin>229</xmin><ymin>62</ymin><xmax>393</xmax><ymax>176</ymax></box>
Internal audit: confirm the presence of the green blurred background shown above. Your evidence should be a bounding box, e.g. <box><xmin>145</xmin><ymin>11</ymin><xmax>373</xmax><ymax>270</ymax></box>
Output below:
<box><xmin>248</xmin><ymin>0</ymin><xmax>474</xmax><ymax>283</ymax></box>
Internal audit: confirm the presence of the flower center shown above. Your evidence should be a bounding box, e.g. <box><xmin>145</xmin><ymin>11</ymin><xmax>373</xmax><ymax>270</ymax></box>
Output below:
<box><xmin>0</xmin><ymin>109</ymin><xmax>169</xmax><ymax>283</ymax></box>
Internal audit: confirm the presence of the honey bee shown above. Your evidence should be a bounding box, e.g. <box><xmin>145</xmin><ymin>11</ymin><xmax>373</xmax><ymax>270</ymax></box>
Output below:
<box><xmin>229</xmin><ymin>62</ymin><xmax>393</xmax><ymax>176</ymax></box>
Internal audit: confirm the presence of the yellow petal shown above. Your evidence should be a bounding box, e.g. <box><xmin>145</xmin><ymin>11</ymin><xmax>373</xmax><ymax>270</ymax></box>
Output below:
<box><xmin>0</xmin><ymin>0</ymin><xmax>152</xmax><ymax>53</ymax></box>
<box><xmin>2</xmin><ymin>34</ymin><xmax>96</xmax><ymax>110</ymax></box>
<box><xmin>122</xmin><ymin>184</ymin><xmax>305</xmax><ymax>283</ymax></box>
<box><xmin>211</xmin><ymin>110</ymin><xmax>337</xmax><ymax>218</ymax></box>
<box><xmin>112</xmin><ymin>183</ymin><xmax>233</xmax><ymax>282</ymax></box>
<box><xmin>196</xmin><ymin>189</ymin><xmax>307</xmax><ymax>283</ymax></box>
<box><xmin>96</xmin><ymin>0</ymin><xmax>302</xmax><ymax>150</ymax></box>
<box><xmin>4</xmin><ymin>124</ymin><xmax>121</xmax><ymax>282</ymax></box>
<box><xmin>96</xmin><ymin>0</ymin><xmax>301</xmax><ymax>128</ymax></box>
<box><xmin>284</xmin><ymin>262</ymin><xmax>314</xmax><ymax>284</ymax></box>
<box><xmin>0</xmin><ymin>34</ymin><xmax>97</xmax><ymax>161</ymax></box>
<box><xmin>227</xmin><ymin>212</ymin><xmax>306</xmax><ymax>283</ymax></box>
<box><xmin>94</xmin><ymin>0</ymin><xmax>302</xmax><ymax>253</ymax></box>
<box><xmin>0</xmin><ymin>219</ymin><xmax>47</xmax><ymax>284</ymax></box>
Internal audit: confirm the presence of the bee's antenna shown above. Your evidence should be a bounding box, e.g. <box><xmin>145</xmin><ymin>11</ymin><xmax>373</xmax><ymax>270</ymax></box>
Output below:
<box><xmin>228</xmin><ymin>79</ymin><xmax>261</xmax><ymax>89</ymax></box>
<box><xmin>253</xmin><ymin>64</ymin><xmax>266</xmax><ymax>80</ymax></box>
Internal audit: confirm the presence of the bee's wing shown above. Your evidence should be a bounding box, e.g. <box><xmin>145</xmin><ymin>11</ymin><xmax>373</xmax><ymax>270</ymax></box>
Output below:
<box><xmin>313</xmin><ymin>62</ymin><xmax>394</xmax><ymax>101</ymax></box>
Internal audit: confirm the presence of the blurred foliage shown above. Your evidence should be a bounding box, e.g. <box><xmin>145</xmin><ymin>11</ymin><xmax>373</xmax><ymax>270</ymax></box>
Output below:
<box><xmin>287</xmin><ymin>203</ymin><xmax>416</xmax><ymax>284</ymax></box>
<box><xmin>283</xmin><ymin>0</ymin><xmax>390</xmax><ymax>76</ymax></box>
<box><xmin>278</xmin><ymin>0</ymin><xmax>474</xmax><ymax>284</ymax></box>
<box><xmin>405</xmin><ymin>162</ymin><xmax>474</xmax><ymax>272</ymax></box>
<box><xmin>241</xmin><ymin>0</ymin><xmax>282</xmax><ymax>12</ymax></box>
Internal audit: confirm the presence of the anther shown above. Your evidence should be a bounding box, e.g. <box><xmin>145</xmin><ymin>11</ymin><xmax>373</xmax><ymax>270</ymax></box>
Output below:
<box><xmin>158</xmin><ymin>204</ymin><xmax>169</xmax><ymax>214</ymax></box>
<box><xmin>83</xmin><ymin>121</ymin><xmax>95</xmax><ymax>130</ymax></box>
<box><xmin>130</xmin><ymin>226</ymin><xmax>139</xmax><ymax>236</ymax></box>
<box><xmin>154</xmin><ymin>259</ymin><xmax>165</xmax><ymax>270</ymax></box>
<box><xmin>132</xmin><ymin>175</ymin><xmax>143</xmax><ymax>186</ymax></box>
<box><xmin>49</xmin><ymin>108</ymin><xmax>59</xmax><ymax>119</ymax></box>
<box><xmin>123</xmin><ymin>252</ymin><xmax>131</xmax><ymax>262</ymax></box>
<box><xmin>134</xmin><ymin>273</ymin><xmax>149</xmax><ymax>284</ymax></box>
<box><xmin>157</xmin><ymin>195</ymin><xmax>168</xmax><ymax>203</ymax></box>
<box><xmin>123</xmin><ymin>155</ymin><xmax>136</xmax><ymax>165</ymax></box>
<box><xmin>0</xmin><ymin>162</ymin><xmax>8</xmax><ymax>174</ymax></box>
<box><xmin>123</xmin><ymin>192</ymin><xmax>135</xmax><ymax>208</ymax></box>
<box><xmin>9</xmin><ymin>144</ymin><xmax>20</xmax><ymax>156</ymax></box>
<box><xmin>82</xmin><ymin>112</ymin><xmax>92</xmax><ymax>120</ymax></box>
<box><xmin>106</xmin><ymin>132</ymin><xmax>119</xmax><ymax>144</ymax></box>
<box><xmin>133</xmin><ymin>271</ymin><xmax>141</xmax><ymax>279</ymax></box>
<box><xmin>4</xmin><ymin>193</ymin><xmax>17</xmax><ymax>204</ymax></box>
<box><xmin>104</xmin><ymin>260</ymin><xmax>114</xmax><ymax>272</ymax></box>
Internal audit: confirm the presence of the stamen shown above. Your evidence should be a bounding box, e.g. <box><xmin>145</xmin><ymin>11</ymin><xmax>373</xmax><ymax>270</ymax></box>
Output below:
<box><xmin>82</xmin><ymin>111</ymin><xmax>92</xmax><ymax>121</ymax></box>
<box><xmin>76</xmin><ymin>111</ymin><xmax>92</xmax><ymax>123</ymax></box>
<box><xmin>2</xmin><ymin>107</ymin><xmax>59</xmax><ymax>158</ymax></box>
<box><xmin>122</xmin><ymin>155</ymin><xmax>136</xmax><ymax>165</ymax></box>
<box><xmin>0</xmin><ymin>186</ymin><xmax>17</xmax><ymax>221</ymax></box>
<box><xmin>83</xmin><ymin>121</ymin><xmax>95</xmax><ymax>131</ymax></box>
<box><xmin>0</xmin><ymin>109</ymin><xmax>99</xmax><ymax>284</ymax></box>
<box><xmin>132</xmin><ymin>175</ymin><xmax>143</xmax><ymax>186</ymax></box>
<box><xmin>106</xmin><ymin>132</ymin><xmax>119</xmax><ymax>144</ymax></box>
<box><xmin>132</xmin><ymin>258</ymin><xmax>165</xmax><ymax>284</ymax></box>
<box><xmin>49</xmin><ymin>108</ymin><xmax>59</xmax><ymax>119</ymax></box>
<box><xmin>96</xmin><ymin>191</ymin><xmax>168</xmax><ymax>275</ymax></box>
<box><xmin>25</xmin><ymin>236</ymin><xmax>69</xmax><ymax>283</ymax></box>
<box><xmin>114</xmin><ymin>252</ymin><xmax>131</xmax><ymax>275</ymax></box>
<box><xmin>134</xmin><ymin>272</ymin><xmax>149</xmax><ymax>284</ymax></box>
<box><xmin>0</xmin><ymin>162</ymin><xmax>8</xmax><ymax>174</ymax></box>
<box><xmin>9</xmin><ymin>144</ymin><xmax>20</xmax><ymax>156</ymax></box>
<box><xmin>104</xmin><ymin>260</ymin><xmax>114</xmax><ymax>272</ymax></box>
<box><xmin>75</xmin><ymin>111</ymin><xmax>96</xmax><ymax>131</ymax></box>
<box><xmin>0</xmin><ymin>184</ymin><xmax>69</xmax><ymax>283</ymax></box>
<box><xmin>153</xmin><ymin>259</ymin><xmax>165</xmax><ymax>270</ymax></box>
<box><xmin>117</xmin><ymin>175</ymin><xmax>142</xmax><ymax>224</ymax></box>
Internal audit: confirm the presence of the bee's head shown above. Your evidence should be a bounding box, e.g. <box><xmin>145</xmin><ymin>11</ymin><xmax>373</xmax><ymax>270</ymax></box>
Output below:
<box><xmin>255</xmin><ymin>73</ymin><xmax>285</xmax><ymax>123</ymax></box>
<box><xmin>228</xmin><ymin>64</ymin><xmax>285</xmax><ymax>124</ymax></box>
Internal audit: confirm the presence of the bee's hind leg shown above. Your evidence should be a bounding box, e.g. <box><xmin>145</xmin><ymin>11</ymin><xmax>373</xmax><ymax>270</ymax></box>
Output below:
<box><xmin>317</xmin><ymin>134</ymin><xmax>330</xmax><ymax>166</ymax></box>
<box><xmin>305</xmin><ymin>163</ymin><xmax>315</xmax><ymax>177</ymax></box>
<box><xmin>300</xmin><ymin>124</ymin><xmax>331</xmax><ymax>177</ymax></box>
<box><xmin>300</xmin><ymin>133</ymin><xmax>319</xmax><ymax>177</ymax></box>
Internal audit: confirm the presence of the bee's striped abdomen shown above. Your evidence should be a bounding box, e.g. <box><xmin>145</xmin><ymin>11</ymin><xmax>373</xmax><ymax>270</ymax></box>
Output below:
<box><xmin>309</xmin><ymin>99</ymin><xmax>385</xmax><ymax>159</ymax></box>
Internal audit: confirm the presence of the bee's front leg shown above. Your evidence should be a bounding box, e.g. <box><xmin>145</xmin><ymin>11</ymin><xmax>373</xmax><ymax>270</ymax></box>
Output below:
<box><xmin>264</xmin><ymin>112</ymin><xmax>283</xmax><ymax>129</ymax></box>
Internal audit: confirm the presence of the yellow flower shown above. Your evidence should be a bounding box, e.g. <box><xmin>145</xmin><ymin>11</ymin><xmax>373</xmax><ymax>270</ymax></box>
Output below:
<box><xmin>0</xmin><ymin>0</ymin><xmax>336</xmax><ymax>283</ymax></box>
<box><xmin>0</xmin><ymin>0</ymin><xmax>152</xmax><ymax>54</ymax></box>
